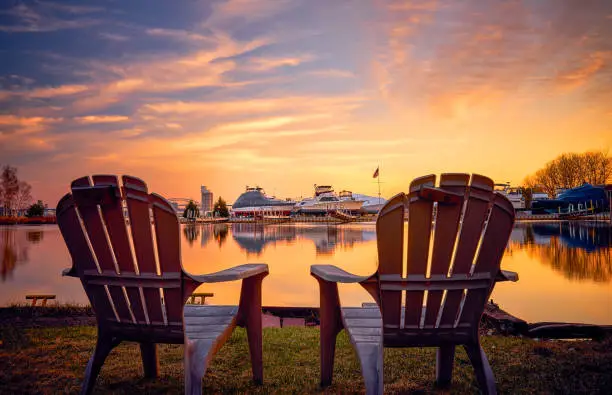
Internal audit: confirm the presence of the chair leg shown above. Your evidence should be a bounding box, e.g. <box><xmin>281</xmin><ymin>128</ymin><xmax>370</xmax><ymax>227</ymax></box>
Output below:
<box><xmin>463</xmin><ymin>342</ymin><xmax>497</xmax><ymax>395</ymax></box>
<box><xmin>436</xmin><ymin>345</ymin><xmax>455</xmax><ymax>387</ymax></box>
<box><xmin>355</xmin><ymin>342</ymin><xmax>384</xmax><ymax>395</ymax></box>
<box><xmin>318</xmin><ymin>280</ymin><xmax>342</xmax><ymax>387</ymax></box>
<box><xmin>139</xmin><ymin>342</ymin><xmax>159</xmax><ymax>379</ymax></box>
<box><xmin>80</xmin><ymin>334</ymin><xmax>119</xmax><ymax>395</ymax></box>
<box><xmin>244</xmin><ymin>281</ymin><xmax>264</xmax><ymax>384</ymax></box>
<box><xmin>184</xmin><ymin>339</ymin><xmax>212</xmax><ymax>395</ymax></box>
<box><xmin>238</xmin><ymin>273</ymin><xmax>267</xmax><ymax>384</ymax></box>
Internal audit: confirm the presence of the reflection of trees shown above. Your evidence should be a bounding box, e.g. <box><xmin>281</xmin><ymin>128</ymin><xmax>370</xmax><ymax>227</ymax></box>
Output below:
<box><xmin>213</xmin><ymin>224</ymin><xmax>229</xmax><ymax>248</ymax></box>
<box><xmin>509</xmin><ymin>223</ymin><xmax>612</xmax><ymax>282</ymax></box>
<box><xmin>1</xmin><ymin>228</ymin><xmax>32</xmax><ymax>281</ymax></box>
<box><xmin>183</xmin><ymin>225</ymin><xmax>200</xmax><ymax>246</ymax></box>
<box><xmin>525</xmin><ymin>238</ymin><xmax>611</xmax><ymax>282</ymax></box>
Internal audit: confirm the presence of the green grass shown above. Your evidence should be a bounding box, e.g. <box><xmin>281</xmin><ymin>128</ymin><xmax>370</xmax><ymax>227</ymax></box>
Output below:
<box><xmin>0</xmin><ymin>326</ymin><xmax>611</xmax><ymax>394</ymax></box>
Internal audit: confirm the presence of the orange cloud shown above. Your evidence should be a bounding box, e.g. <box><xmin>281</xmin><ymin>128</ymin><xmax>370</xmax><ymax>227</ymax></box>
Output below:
<box><xmin>245</xmin><ymin>55</ymin><xmax>314</xmax><ymax>71</ymax></box>
<box><xmin>555</xmin><ymin>51</ymin><xmax>609</xmax><ymax>91</ymax></box>
<box><xmin>75</xmin><ymin>115</ymin><xmax>130</xmax><ymax>123</ymax></box>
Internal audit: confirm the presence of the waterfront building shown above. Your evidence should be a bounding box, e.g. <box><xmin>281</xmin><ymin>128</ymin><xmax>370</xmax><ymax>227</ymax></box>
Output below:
<box><xmin>201</xmin><ymin>186</ymin><xmax>214</xmax><ymax>214</ymax></box>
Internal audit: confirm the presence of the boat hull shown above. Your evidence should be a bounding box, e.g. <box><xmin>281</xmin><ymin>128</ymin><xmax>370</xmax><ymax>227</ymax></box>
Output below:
<box><xmin>231</xmin><ymin>205</ymin><xmax>294</xmax><ymax>217</ymax></box>
<box><xmin>296</xmin><ymin>200</ymin><xmax>364</xmax><ymax>214</ymax></box>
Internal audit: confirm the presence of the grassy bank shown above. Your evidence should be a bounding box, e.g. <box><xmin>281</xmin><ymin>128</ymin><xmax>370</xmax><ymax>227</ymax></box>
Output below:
<box><xmin>1</xmin><ymin>324</ymin><xmax>610</xmax><ymax>394</ymax></box>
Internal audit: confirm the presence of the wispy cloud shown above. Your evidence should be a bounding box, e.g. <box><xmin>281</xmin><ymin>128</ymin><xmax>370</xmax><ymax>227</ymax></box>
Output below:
<box><xmin>99</xmin><ymin>32</ymin><xmax>129</xmax><ymax>42</ymax></box>
<box><xmin>75</xmin><ymin>115</ymin><xmax>130</xmax><ymax>124</ymax></box>
<box><xmin>0</xmin><ymin>2</ymin><xmax>102</xmax><ymax>32</ymax></box>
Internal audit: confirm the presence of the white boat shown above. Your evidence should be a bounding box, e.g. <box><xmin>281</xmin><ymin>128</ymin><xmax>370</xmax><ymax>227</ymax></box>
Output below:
<box><xmin>230</xmin><ymin>186</ymin><xmax>295</xmax><ymax>217</ymax></box>
<box><xmin>295</xmin><ymin>185</ymin><xmax>364</xmax><ymax>214</ymax></box>
<box><xmin>494</xmin><ymin>183</ymin><xmax>524</xmax><ymax>209</ymax></box>
<box><xmin>339</xmin><ymin>190</ymin><xmax>386</xmax><ymax>214</ymax></box>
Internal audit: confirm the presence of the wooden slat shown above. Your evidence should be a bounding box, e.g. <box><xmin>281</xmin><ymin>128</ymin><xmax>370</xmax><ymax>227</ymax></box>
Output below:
<box><xmin>70</xmin><ymin>177</ymin><xmax>116</xmax><ymax>273</ymax></box>
<box><xmin>93</xmin><ymin>175</ymin><xmax>146</xmax><ymax>324</ymax></box>
<box><xmin>122</xmin><ymin>176</ymin><xmax>157</xmax><ymax>273</ymax></box>
<box><xmin>460</xmin><ymin>193</ymin><xmax>515</xmax><ymax>326</ymax></box>
<box><xmin>404</xmin><ymin>175</ymin><xmax>435</xmax><ymax>328</ymax></box>
<box><xmin>57</xmin><ymin>193</ymin><xmax>117</xmax><ymax>321</ymax></box>
<box><xmin>56</xmin><ymin>193</ymin><xmax>98</xmax><ymax>274</ymax></box>
<box><xmin>71</xmin><ymin>177</ymin><xmax>133</xmax><ymax>323</ymax></box>
<box><xmin>184</xmin><ymin>305</ymin><xmax>238</xmax><ymax>339</ymax></box>
<box><xmin>425</xmin><ymin>174</ymin><xmax>469</xmax><ymax>327</ymax></box>
<box><xmin>151</xmin><ymin>193</ymin><xmax>183</xmax><ymax>324</ymax></box>
<box><xmin>122</xmin><ymin>176</ymin><xmax>164</xmax><ymax>324</ymax></box>
<box><xmin>92</xmin><ymin>175</ymin><xmax>135</xmax><ymax>273</ymax></box>
<box><xmin>376</xmin><ymin>193</ymin><xmax>406</xmax><ymax>329</ymax></box>
<box><xmin>439</xmin><ymin>174</ymin><xmax>494</xmax><ymax>328</ymax></box>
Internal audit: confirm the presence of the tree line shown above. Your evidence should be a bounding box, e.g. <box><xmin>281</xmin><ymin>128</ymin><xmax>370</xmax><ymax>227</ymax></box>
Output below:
<box><xmin>0</xmin><ymin>165</ymin><xmax>45</xmax><ymax>217</ymax></box>
<box><xmin>524</xmin><ymin>151</ymin><xmax>611</xmax><ymax>198</ymax></box>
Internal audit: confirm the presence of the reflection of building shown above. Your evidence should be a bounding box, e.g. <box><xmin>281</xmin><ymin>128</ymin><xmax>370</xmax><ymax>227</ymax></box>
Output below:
<box><xmin>201</xmin><ymin>186</ymin><xmax>214</xmax><ymax>214</ymax></box>
<box><xmin>229</xmin><ymin>223</ymin><xmax>376</xmax><ymax>255</ymax></box>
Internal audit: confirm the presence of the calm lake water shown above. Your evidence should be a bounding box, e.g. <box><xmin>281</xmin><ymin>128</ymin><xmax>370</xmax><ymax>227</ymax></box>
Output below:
<box><xmin>1</xmin><ymin>222</ymin><xmax>610</xmax><ymax>325</ymax></box>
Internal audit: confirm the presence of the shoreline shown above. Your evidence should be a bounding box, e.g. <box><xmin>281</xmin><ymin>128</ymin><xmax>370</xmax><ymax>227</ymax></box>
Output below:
<box><xmin>2</xmin><ymin>303</ymin><xmax>610</xmax><ymax>340</ymax></box>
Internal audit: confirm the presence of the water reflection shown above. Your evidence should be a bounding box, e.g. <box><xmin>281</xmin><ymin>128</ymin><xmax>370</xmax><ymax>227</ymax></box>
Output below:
<box><xmin>213</xmin><ymin>224</ymin><xmax>229</xmax><ymax>248</ymax></box>
<box><xmin>183</xmin><ymin>225</ymin><xmax>200</xmax><ymax>246</ymax></box>
<box><xmin>0</xmin><ymin>222</ymin><xmax>609</xmax><ymax>324</ymax></box>
<box><xmin>509</xmin><ymin>222</ymin><xmax>611</xmax><ymax>282</ymax></box>
<box><xmin>224</xmin><ymin>223</ymin><xmax>376</xmax><ymax>255</ymax></box>
<box><xmin>1</xmin><ymin>227</ymin><xmax>41</xmax><ymax>281</ymax></box>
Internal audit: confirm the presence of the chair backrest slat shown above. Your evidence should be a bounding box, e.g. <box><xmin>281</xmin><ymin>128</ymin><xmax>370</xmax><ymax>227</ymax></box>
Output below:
<box><xmin>151</xmin><ymin>193</ymin><xmax>183</xmax><ymax>325</ymax></box>
<box><xmin>57</xmin><ymin>193</ymin><xmax>117</xmax><ymax>321</ymax></box>
<box><xmin>438</xmin><ymin>175</ymin><xmax>494</xmax><ymax>328</ymax></box>
<box><xmin>404</xmin><ymin>175</ymin><xmax>435</xmax><ymax>328</ymax></box>
<box><xmin>459</xmin><ymin>193</ymin><xmax>515</xmax><ymax>326</ymax></box>
<box><xmin>92</xmin><ymin>175</ymin><xmax>135</xmax><ymax>273</ymax></box>
<box><xmin>71</xmin><ymin>176</ymin><xmax>116</xmax><ymax>273</ymax></box>
<box><xmin>71</xmin><ymin>176</ymin><xmax>133</xmax><ymax>323</ymax></box>
<box><xmin>424</xmin><ymin>174</ymin><xmax>469</xmax><ymax>328</ymax></box>
<box><xmin>376</xmin><ymin>193</ymin><xmax>405</xmax><ymax>329</ymax></box>
<box><xmin>122</xmin><ymin>176</ymin><xmax>165</xmax><ymax>325</ymax></box>
<box><xmin>92</xmin><ymin>175</ymin><xmax>147</xmax><ymax>324</ymax></box>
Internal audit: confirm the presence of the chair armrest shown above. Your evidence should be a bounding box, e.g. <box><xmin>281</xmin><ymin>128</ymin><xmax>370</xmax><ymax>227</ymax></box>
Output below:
<box><xmin>496</xmin><ymin>269</ymin><xmax>518</xmax><ymax>282</ymax></box>
<box><xmin>186</xmin><ymin>263</ymin><xmax>268</xmax><ymax>283</ymax></box>
<box><xmin>311</xmin><ymin>264</ymin><xmax>370</xmax><ymax>283</ymax></box>
<box><xmin>62</xmin><ymin>267</ymin><xmax>78</xmax><ymax>277</ymax></box>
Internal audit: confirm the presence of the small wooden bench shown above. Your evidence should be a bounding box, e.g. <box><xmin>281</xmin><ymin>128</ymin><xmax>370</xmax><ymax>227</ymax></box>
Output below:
<box><xmin>25</xmin><ymin>295</ymin><xmax>56</xmax><ymax>306</ymax></box>
<box><xmin>187</xmin><ymin>292</ymin><xmax>214</xmax><ymax>305</ymax></box>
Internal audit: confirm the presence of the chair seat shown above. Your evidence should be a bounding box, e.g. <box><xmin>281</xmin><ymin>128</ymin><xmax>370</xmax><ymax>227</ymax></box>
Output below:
<box><xmin>184</xmin><ymin>305</ymin><xmax>239</xmax><ymax>341</ymax></box>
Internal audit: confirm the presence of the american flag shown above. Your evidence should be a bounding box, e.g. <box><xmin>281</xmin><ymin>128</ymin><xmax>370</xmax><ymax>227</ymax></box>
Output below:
<box><xmin>372</xmin><ymin>167</ymin><xmax>379</xmax><ymax>178</ymax></box>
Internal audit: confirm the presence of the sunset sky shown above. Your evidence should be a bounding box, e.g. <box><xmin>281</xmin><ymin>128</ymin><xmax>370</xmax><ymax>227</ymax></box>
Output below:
<box><xmin>1</xmin><ymin>0</ymin><xmax>611</xmax><ymax>205</ymax></box>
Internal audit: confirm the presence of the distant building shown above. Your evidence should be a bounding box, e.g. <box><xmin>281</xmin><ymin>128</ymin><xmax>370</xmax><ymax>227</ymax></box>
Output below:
<box><xmin>201</xmin><ymin>186</ymin><xmax>213</xmax><ymax>214</ymax></box>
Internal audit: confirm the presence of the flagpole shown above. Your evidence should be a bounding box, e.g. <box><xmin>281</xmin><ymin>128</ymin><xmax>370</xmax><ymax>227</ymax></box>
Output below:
<box><xmin>377</xmin><ymin>164</ymin><xmax>381</xmax><ymax>205</ymax></box>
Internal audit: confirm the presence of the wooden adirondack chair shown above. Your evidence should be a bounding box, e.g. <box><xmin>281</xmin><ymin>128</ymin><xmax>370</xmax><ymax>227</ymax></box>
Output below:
<box><xmin>311</xmin><ymin>174</ymin><xmax>518</xmax><ymax>395</ymax></box>
<box><xmin>57</xmin><ymin>175</ymin><xmax>268</xmax><ymax>395</ymax></box>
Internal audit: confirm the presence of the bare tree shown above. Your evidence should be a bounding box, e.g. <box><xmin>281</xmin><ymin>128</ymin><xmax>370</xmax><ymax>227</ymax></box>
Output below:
<box><xmin>15</xmin><ymin>181</ymin><xmax>32</xmax><ymax>216</ymax></box>
<box><xmin>528</xmin><ymin>150</ymin><xmax>612</xmax><ymax>198</ymax></box>
<box><xmin>1</xmin><ymin>166</ymin><xmax>19</xmax><ymax>216</ymax></box>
